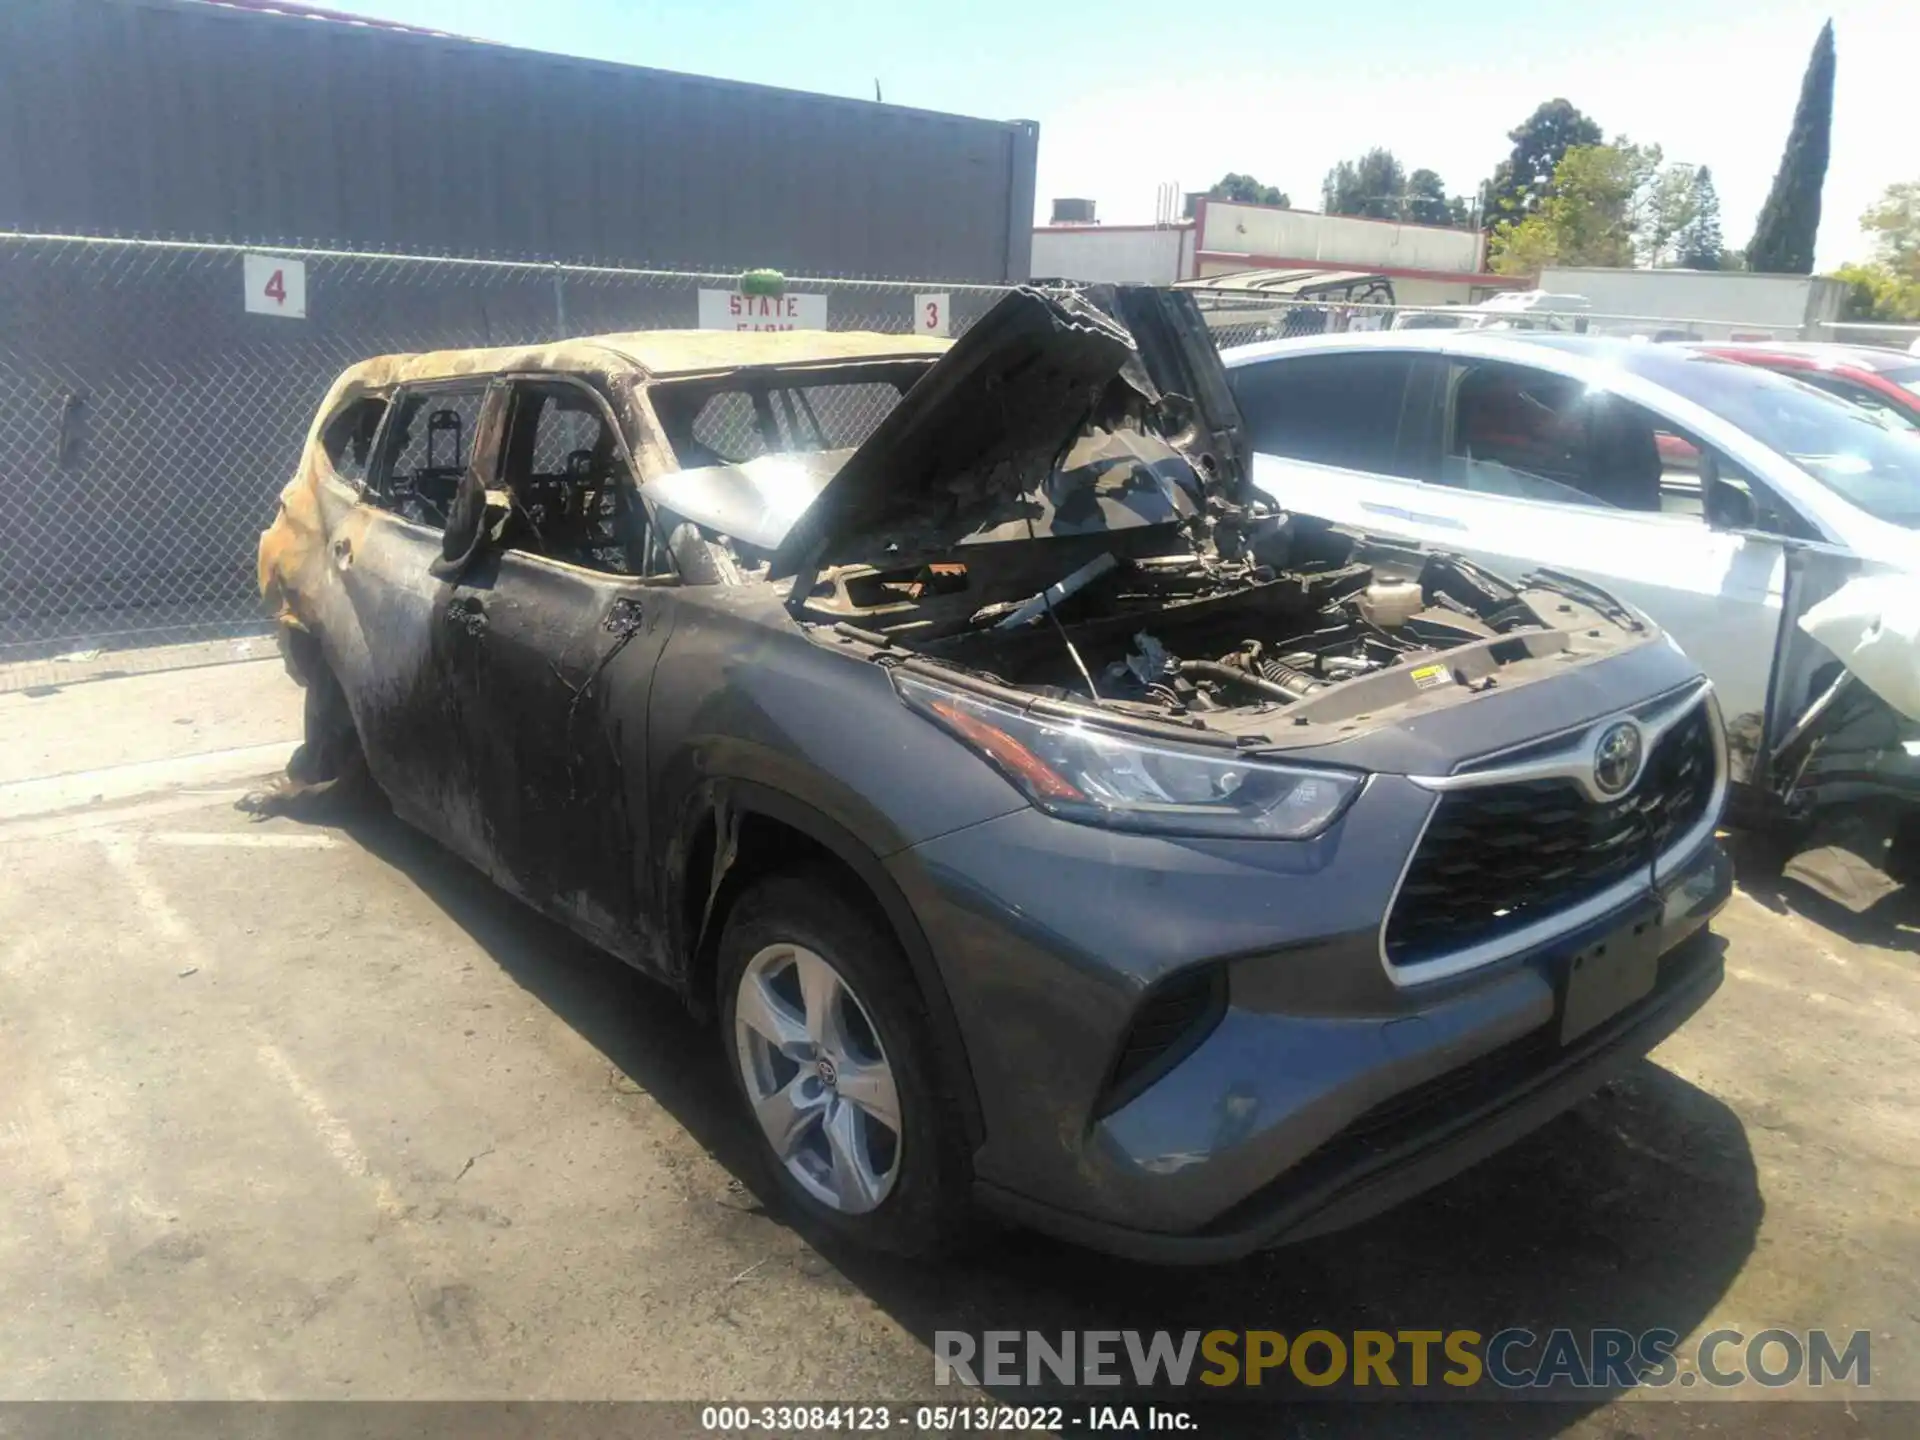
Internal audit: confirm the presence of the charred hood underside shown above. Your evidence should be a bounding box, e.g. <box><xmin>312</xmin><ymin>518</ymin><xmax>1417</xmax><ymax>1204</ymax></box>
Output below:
<box><xmin>770</xmin><ymin>286</ymin><xmax>1249</xmax><ymax>583</ymax></box>
<box><xmin>772</xmin><ymin>285</ymin><xmax>1651</xmax><ymax>741</ymax></box>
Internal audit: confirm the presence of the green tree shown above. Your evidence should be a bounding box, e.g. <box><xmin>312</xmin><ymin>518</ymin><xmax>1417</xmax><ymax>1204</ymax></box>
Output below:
<box><xmin>1206</xmin><ymin>173</ymin><xmax>1289</xmax><ymax>208</ymax></box>
<box><xmin>1830</xmin><ymin>262</ymin><xmax>1920</xmax><ymax>322</ymax></box>
<box><xmin>1404</xmin><ymin>169</ymin><xmax>1453</xmax><ymax>226</ymax></box>
<box><xmin>1318</xmin><ymin>156</ymin><xmax>1471</xmax><ymax>227</ymax></box>
<box><xmin>1861</xmin><ymin>180</ymin><xmax>1920</xmax><ymax>279</ymax></box>
<box><xmin>1637</xmin><ymin>160</ymin><xmax>1698</xmax><ymax>267</ymax></box>
<box><xmin>1481</xmin><ymin>99</ymin><xmax>1603</xmax><ymax>227</ymax></box>
<box><xmin>1748</xmin><ymin>21</ymin><xmax>1835</xmax><ymax>274</ymax></box>
<box><xmin>1825</xmin><ymin>180</ymin><xmax>1920</xmax><ymax>323</ymax></box>
<box><xmin>1674</xmin><ymin>166</ymin><xmax>1726</xmax><ymax>269</ymax></box>
<box><xmin>1322</xmin><ymin>148</ymin><xmax>1407</xmax><ymax>219</ymax></box>
<box><xmin>1489</xmin><ymin>142</ymin><xmax>1648</xmax><ymax>274</ymax></box>
<box><xmin>1490</xmin><ymin>141</ymin><xmax>1713</xmax><ymax>274</ymax></box>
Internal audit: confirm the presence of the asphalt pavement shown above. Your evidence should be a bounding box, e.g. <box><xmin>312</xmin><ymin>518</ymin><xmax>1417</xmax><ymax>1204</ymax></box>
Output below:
<box><xmin>1</xmin><ymin>658</ymin><xmax>1916</xmax><ymax>1437</ymax></box>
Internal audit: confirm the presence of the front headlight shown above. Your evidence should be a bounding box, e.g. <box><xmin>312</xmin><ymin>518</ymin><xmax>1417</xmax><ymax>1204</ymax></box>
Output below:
<box><xmin>895</xmin><ymin>672</ymin><xmax>1363</xmax><ymax>839</ymax></box>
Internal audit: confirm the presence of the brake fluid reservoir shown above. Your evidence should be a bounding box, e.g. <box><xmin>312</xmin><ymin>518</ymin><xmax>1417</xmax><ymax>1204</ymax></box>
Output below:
<box><xmin>1359</xmin><ymin>581</ymin><xmax>1424</xmax><ymax>629</ymax></box>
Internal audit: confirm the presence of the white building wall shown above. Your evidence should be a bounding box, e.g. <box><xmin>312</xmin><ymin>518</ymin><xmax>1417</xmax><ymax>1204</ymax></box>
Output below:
<box><xmin>1198</xmin><ymin>203</ymin><xmax>1482</xmax><ymax>273</ymax></box>
<box><xmin>1539</xmin><ymin>267</ymin><xmax>1849</xmax><ymax>339</ymax></box>
<box><xmin>1373</xmin><ymin>276</ymin><xmax>1487</xmax><ymax>308</ymax></box>
<box><xmin>1029</xmin><ymin>226</ymin><xmax>1191</xmax><ymax>284</ymax></box>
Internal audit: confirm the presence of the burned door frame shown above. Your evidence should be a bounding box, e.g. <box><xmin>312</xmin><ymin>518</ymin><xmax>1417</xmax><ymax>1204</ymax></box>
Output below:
<box><xmin>429</xmin><ymin>371</ymin><xmax>681</xmax><ymax>966</ymax></box>
<box><xmin>339</xmin><ymin>376</ymin><xmax>508</xmax><ymax>852</ymax></box>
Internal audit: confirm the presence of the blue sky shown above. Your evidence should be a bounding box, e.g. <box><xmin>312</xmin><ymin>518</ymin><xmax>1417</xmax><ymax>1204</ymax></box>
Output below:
<box><xmin>321</xmin><ymin>0</ymin><xmax>1908</xmax><ymax>270</ymax></box>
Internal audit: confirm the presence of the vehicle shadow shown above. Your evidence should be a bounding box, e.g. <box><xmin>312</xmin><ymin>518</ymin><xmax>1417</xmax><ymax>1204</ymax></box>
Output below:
<box><xmin>337</xmin><ymin>807</ymin><xmax>1764</xmax><ymax>1439</ymax></box>
<box><xmin>823</xmin><ymin>1003</ymin><xmax>1765</xmax><ymax>1439</ymax></box>
<box><xmin>1724</xmin><ymin>828</ymin><xmax>1920</xmax><ymax>956</ymax></box>
<box><xmin>335</xmin><ymin>806</ymin><xmax>770</xmax><ymax>1183</ymax></box>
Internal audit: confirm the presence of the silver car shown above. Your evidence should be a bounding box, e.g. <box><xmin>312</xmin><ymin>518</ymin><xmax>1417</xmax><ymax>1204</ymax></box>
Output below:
<box><xmin>1225</xmin><ymin>331</ymin><xmax>1920</xmax><ymax>906</ymax></box>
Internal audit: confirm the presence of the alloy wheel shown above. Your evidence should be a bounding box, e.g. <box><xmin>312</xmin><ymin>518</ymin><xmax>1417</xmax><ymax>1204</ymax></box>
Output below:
<box><xmin>732</xmin><ymin>942</ymin><xmax>903</xmax><ymax>1213</ymax></box>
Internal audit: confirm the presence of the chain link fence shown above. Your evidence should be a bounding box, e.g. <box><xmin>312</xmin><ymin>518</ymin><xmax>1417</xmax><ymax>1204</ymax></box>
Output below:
<box><xmin>5</xmin><ymin>233</ymin><xmax>1896</xmax><ymax>688</ymax></box>
<box><xmin>0</xmin><ymin>232</ymin><xmax>1009</xmax><ymax>682</ymax></box>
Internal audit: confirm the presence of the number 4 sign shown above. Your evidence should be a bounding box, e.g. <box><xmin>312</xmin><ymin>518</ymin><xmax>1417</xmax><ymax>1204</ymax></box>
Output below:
<box><xmin>243</xmin><ymin>254</ymin><xmax>307</xmax><ymax>319</ymax></box>
<box><xmin>915</xmin><ymin>293</ymin><xmax>950</xmax><ymax>338</ymax></box>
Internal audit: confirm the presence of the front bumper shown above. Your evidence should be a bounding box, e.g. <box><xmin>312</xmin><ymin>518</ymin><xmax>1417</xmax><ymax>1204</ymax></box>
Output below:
<box><xmin>892</xmin><ymin>796</ymin><xmax>1730</xmax><ymax>1264</ymax></box>
<box><xmin>982</xmin><ymin>854</ymin><xmax>1726</xmax><ymax>1263</ymax></box>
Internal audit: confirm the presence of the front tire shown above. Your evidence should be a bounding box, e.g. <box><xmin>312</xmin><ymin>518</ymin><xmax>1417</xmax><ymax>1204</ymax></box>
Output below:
<box><xmin>717</xmin><ymin>871</ymin><xmax>971</xmax><ymax>1257</ymax></box>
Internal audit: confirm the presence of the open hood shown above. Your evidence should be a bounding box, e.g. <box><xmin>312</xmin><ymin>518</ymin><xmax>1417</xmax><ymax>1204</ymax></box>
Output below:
<box><xmin>767</xmin><ymin>285</ymin><xmax>1253</xmax><ymax>582</ymax></box>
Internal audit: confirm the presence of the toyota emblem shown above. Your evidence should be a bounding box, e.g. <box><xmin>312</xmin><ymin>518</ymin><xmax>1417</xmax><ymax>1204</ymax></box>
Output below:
<box><xmin>1592</xmin><ymin>721</ymin><xmax>1644</xmax><ymax>797</ymax></box>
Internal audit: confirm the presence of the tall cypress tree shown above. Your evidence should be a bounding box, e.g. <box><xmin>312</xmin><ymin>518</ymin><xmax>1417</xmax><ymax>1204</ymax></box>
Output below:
<box><xmin>1748</xmin><ymin>21</ymin><xmax>1835</xmax><ymax>274</ymax></box>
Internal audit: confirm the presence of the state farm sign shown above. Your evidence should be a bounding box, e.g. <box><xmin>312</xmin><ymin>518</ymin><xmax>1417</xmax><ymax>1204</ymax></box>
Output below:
<box><xmin>697</xmin><ymin>289</ymin><xmax>828</xmax><ymax>332</ymax></box>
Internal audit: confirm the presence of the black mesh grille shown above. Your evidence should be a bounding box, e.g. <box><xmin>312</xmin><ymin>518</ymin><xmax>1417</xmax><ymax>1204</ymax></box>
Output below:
<box><xmin>1385</xmin><ymin>700</ymin><xmax>1716</xmax><ymax>967</ymax></box>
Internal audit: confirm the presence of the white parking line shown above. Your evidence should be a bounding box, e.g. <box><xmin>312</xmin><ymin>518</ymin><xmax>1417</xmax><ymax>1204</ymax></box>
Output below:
<box><xmin>145</xmin><ymin>831</ymin><xmax>338</xmax><ymax>849</ymax></box>
<box><xmin>0</xmin><ymin>789</ymin><xmax>254</xmax><ymax>842</ymax></box>
<box><xmin>96</xmin><ymin>833</ymin><xmax>417</xmax><ymax>1230</ymax></box>
<box><xmin>100</xmin><ymin>836</ymin><xmax>198</xmax><ymax>953</ymax></box>
<box><xmin>0</xmin><ymin>742</ymin><xmax>295</xmax><ymax>822</ymax></box>
<box><xmin>253</xmin><ymin>1042</ymin><xmax>409</xmax><ymax>1223</ymax></box>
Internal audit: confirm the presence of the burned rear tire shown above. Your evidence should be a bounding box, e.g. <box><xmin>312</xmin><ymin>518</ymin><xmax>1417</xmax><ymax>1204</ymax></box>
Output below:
<box><xmin>717</xmin><ymin>871</ymin><xmax>972</xmax><ymax>1258</ymax></box>
<box><xmin>289</xmin><ymin>664</ymin><xmax>360</xmax><ymax>783</ymax></box>
<box><xmin>242</xmin><ymin>645</ymin><xmax>379</xmax><ymax>817</ymax></box>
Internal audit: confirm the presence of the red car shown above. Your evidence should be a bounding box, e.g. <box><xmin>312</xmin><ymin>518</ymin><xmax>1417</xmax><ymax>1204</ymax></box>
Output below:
<box><xmin>1692</xmin><ymin>342</ymin><xmax>1920</xmax><ymax>431</ymax></box>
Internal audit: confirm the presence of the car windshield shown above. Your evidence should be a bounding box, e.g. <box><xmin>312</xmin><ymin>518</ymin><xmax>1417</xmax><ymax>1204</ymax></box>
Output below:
<box><xmin>1887</xmin><ymin>363</ymin><xmax>1920</xmax><ymax>397</ymax></box>
<box><xmin>1612</xmin><ymin>348</ymin><xmax>1920</xmax><ymax>528</ymax></box>
<box><xmin>648</xmin><ymin>374</ymin><xmax>916</xmax><ymax>468</ymax></box>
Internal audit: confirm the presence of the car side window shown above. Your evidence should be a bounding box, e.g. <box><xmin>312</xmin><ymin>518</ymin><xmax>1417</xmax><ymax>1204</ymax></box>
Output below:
<box><xmin>1608</xmin><ymin>402</ymin><xmax>1814</xmax><ymax>536</ymax></box>
<box><xmin>367</xmin><ymin>384</ymin><xmax>490</xmax><ymax>530</ymax></box>
<box><xmin>1436</xmin><ymin>360</ymin><xmax>1808</xmax><ymax>533</ymax></box>
<box><xmin>318</xmin><ymin>397</ymin><xmax>387</xmax><ymax>486</ymax></box>
<box><xmin>1597</xmin><ymin>398</ymin><xmax>1730</xmax><ymax>521</ymax></box>
<box><xmin>1227</xmin><ymin>353</ymin><xmax>1419</xmax><ymax>476</ymax></box>
<box><xmin>1626</xmin><ymin>415</ymin><xmax>1707</xmax><ymax>519</ymax></box>
<box><xmin>495</xmin><ymin>380</ymin><xmax>663</xmax><ymax>577</ymax></box>
<box><xmin>1436</xmin><ymin>360</ymin><xmax>1611</xmax><ymax>507</ymax></box>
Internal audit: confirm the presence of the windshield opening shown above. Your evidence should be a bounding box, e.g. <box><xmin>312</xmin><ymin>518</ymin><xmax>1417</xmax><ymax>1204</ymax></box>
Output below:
<box><xmin>647</xmin><ymin>362</ymin><xmax>931</xmax><ymax>471</ymax></box>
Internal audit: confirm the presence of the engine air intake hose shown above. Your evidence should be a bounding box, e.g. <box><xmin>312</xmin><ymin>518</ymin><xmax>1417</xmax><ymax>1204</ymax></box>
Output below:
<box><xmin>1256</xmin><ymin>658</ymin><xmax>1328</xmax><ymax>699</ymax></box>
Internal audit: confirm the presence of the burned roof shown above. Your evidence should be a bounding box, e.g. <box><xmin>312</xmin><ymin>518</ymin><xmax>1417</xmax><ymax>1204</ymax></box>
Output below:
<box><xmin>323</xmin><ymin>329</ymin><xmax>954</xmax><ymax>394</ymax></box>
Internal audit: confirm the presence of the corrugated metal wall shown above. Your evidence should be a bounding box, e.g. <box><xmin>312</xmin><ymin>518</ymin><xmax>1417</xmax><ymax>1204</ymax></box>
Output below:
<box><xmin>0</xmin><ymin>0</ymin><xmax>1037</xmax><ymax>283</ymax></box>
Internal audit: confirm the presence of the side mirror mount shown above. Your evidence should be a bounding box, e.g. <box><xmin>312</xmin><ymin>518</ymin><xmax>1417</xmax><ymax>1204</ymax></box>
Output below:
<box><xmin>430</xmin><ymin>470</ymin><xmax>512</xmax><ymax>581</ymax></box>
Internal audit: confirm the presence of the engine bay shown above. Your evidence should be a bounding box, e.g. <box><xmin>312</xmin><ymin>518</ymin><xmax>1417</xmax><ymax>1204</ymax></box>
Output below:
<box><xmin>796</xmin><ymin>508</ymin><xmax>1594</xmax><ymax>730</ymax></box>
<box><xmin>659</xmin><ymin>280</ymin><xmax>1652</xmax><ymax>739</ymax></box>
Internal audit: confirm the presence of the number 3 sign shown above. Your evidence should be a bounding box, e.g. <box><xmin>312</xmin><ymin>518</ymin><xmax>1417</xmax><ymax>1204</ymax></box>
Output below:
<box><xmin>914</xmin><ymin>292</ymin><xmax>950</xmax><ymax>338</ymax></box>
<box><xmin>243</xmin><ymin>254</ymin><xmax>308</xmax><ymax>319</ymax></box>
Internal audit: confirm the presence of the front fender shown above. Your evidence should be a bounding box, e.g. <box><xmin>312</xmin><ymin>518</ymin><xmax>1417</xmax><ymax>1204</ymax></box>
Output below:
<box><xmin>659</xmin><ymin>773</ymin><xmax>988</xmax><ymax>1151</ymax></box>
<box><xmin>644</xmin><ymin>604</ymin><xmax>1019</xmax><ymax>1150</ymax></box>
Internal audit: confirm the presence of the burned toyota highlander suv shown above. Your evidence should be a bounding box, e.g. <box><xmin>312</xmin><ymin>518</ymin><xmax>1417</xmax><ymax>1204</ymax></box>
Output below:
<box><xmin>257</xmin><ymin>285</ymin><xmax>1730</xmax><ymax>1261</ymax></box>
